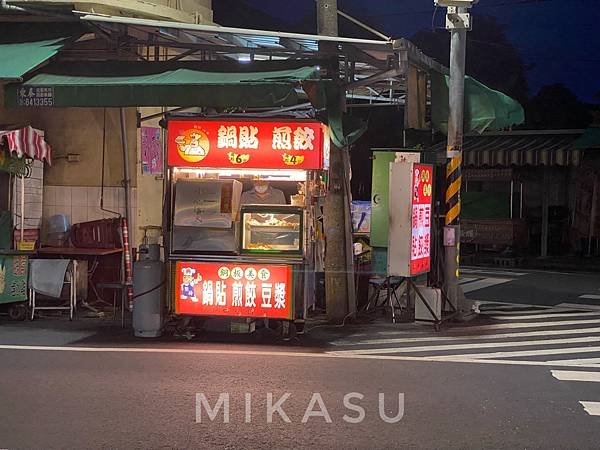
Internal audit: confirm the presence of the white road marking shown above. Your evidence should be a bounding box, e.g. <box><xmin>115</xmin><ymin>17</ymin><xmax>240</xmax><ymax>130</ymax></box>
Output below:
<box><xmin>580</xmin><ymin>401</ymin><xmax>600</xmax><ymax>416</ymax></box>
<box><xmin>478</xmin><ymin>302</ymin><xmax>557</xmax><ymax>310</ymax></box>
<box><xmin>464</xmin><ymin>267</ymin><xmax>578</xmax><ymax>276</ymax></box>
<box><xmin>460</xmin><ymin>268</ymin><xmax>527</xmax><ymax>277</ymax></box>
<box><xmin>458</xmin><ymin>277</ymin><xmax>478</xmax><ymax>285</ymax></box>
<box><xmin>551</xmin><ymin>358</ymin><xmax>600</xmax><ymax>365</ymax></box>
<box><xmin>483</xmin><ymin>308</ymin><xmax>576</xmax><ymax>316</ymax></box>
<box><xmin>435</xmin><ymin>318</ymin><xmax>600</xmax><ymax>332</ymax></box>
<box><xmin>331</xmin><ymin>336</ymin><xmax>600</xmax><ymax>355</ymax></box>
<box><xmin>489</xmin><ymin>312</ymin><xmax>600</xmax><ymax>321</ymax></box>
<box><xmin>2</xmin><ymin>344</ymin><xmax>600</xmax><ymax>369</ymax></box>
<box><xmin>432</xmin><ymin>346</ymin><xmax>600</xmax><ymax>360</ymax></box>
<box><xmin>331</xmin><ymin>327</ymin><xmax>600</xmax><ymax>347</ymax></box>
<box><xmin>461</xmin><ymin>278</ymin><xmax>512</xmax><ymax>293</ymax></box>
<box><xmin>551</xmin><ymin>370</ymin><xmax>600</xmax><ymax>383</ymax></box>
<box><xmin>558</xmin><ymin>303</ymin><xmax>600</xmax><ymax>311</ymax></box>
<box><xmin>347</xmin><ymin>317</ymin><xmax>600</xmax><ymax>339</ymax></box>
<box><xmin>580</xmin><ymin>295</ymin><xmax>600</xmax><ymax>300</ymax></box>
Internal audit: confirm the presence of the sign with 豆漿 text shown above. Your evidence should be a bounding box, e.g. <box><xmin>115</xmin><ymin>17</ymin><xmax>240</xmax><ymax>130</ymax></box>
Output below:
<box><xmin>167</xmin><ymin>119</ymin><xmax>324</xmax><ymax>170</ymax></box>
<box><xmin>387</xmin><ymin>162</ymin><xmax>433</xmax><ymax>277</ymax></box>
<box><xmin>174</xmin><ymin>261</ymin><xmax>293</xmax><ymax>319</ymax></box>
<box><xmin>409</xmin><ymin>164</ymin><xmax>433</xmax><ymax>275</ymax></box>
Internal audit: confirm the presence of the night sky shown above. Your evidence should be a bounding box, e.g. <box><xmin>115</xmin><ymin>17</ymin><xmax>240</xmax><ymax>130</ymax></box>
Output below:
<box><xmin>241</xmin><ymin>0</ymin><xmax>600</xmax><ymax>103</ymax></box>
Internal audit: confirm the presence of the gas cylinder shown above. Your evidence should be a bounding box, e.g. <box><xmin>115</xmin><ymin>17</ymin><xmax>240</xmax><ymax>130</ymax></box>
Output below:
<box><xmin>132</xmin><ymin>244</ymin><xmax>164</xmax><ymax>337</ymax></box>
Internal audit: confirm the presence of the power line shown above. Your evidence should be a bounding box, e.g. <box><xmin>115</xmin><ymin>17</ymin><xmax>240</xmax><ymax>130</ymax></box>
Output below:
<box><xmin>358</xmin><ymin>0</ymin><xmax>599</xmax><ymax>18</ymax></box>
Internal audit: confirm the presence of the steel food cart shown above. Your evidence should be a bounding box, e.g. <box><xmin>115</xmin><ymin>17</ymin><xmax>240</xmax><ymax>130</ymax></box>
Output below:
<box><xmin>165</xmin><ymin>118</ymin><xmax>328</xmax><ymax>334</ymax></box>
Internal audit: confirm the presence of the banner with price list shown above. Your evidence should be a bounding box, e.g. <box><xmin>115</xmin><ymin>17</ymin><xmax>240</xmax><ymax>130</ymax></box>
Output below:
<box><xmin>167</xmin><ymin>119</ymin><xmax>324</xmax><ymax>170</ymax></box>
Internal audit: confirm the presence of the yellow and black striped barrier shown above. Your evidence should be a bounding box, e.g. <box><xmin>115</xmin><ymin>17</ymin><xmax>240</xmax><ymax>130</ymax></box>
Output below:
<box><xmin>445</xmin><ymin>151</ymin><xmax>462</xmax><ymax>226</ymax></box>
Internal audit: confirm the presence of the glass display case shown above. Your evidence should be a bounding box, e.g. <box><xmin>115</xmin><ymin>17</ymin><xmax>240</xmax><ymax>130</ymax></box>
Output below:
<box><xmin>171</xmin><ymin>179</ymin><xmax>242</xmax><ymax>253</ymax></box>
<box><xmin>240</xmin><ymin>205</ymin><xmax>304</xmax><ymax>255</ymax></box>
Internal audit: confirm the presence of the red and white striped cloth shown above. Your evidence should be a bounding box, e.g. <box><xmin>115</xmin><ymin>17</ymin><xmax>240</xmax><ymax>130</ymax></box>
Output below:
<box><xmin>0</xmin><ymin>126</ymin><xmax>52</xmax><ymax>165</ymax></box>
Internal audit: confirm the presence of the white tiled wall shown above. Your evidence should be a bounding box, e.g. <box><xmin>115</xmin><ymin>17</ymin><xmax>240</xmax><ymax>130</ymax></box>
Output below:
<box><xmin>41</xmin><ymin>185</ymin><xmax>137</xmax><ymax>243</ymax></box>
<box><xmin>13</xmin><ymin>160</ymin><xmax>44</xmax><ymax>230</ymax></box>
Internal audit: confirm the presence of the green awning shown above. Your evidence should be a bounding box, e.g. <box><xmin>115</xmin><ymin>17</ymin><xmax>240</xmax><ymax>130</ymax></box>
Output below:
<box><xmin>0</xmin><ymin>23</ymin><xmax>84</xmax><ymax>81</ymax></box>
<box><xmin>574</xmin><ymin>127</ymin><xmax>600</xmax><ymax>150</ymax></box>
<box><xmin>431</xmin><ymin>72</ymin><xmax>525</xmax><ymax>135</ymax></box>
<box><xmin>4</xmin><ymin>63</ymin><xmax>319</xmax><ymax>108</ymax></box>
<box><xmin>4</xmin><ymin>60</ymin><xmax>366</xmax><ymax>147</ymax></box>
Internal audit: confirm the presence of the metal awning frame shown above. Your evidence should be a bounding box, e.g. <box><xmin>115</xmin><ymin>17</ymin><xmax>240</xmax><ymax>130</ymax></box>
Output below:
<box><xmin>65</xmin><ymin>13</ymin><xmax>449</xmax><ymax>108</ymax></box>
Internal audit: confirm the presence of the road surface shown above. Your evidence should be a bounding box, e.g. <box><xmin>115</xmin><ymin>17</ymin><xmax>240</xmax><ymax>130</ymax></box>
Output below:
<box><xmin>1</xmin><ymin>266</ymin><xmax>599</xmax><ymax>449</ymax></box>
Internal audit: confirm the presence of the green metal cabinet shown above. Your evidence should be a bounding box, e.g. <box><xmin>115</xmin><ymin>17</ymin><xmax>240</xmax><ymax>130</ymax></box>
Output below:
<box><xmin>370</xmin><ymin>151</ymin><xmax>397</xmax><ymax>248</ymax></box>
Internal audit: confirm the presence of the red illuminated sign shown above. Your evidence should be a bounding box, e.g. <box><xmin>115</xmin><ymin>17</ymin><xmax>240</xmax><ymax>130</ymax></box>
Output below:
<box><xmin>167</xmin><ymin>119</ymin><xmax>324</xmax><ymax>170</ymax></box>
<box><xmin>174</xmin><ymin>261</ymin><xmax>293</xmax><ymax>319</ymax></box>
<box><xmin>410</xmin><ymin>164</ymin><xmax>433</xmax><ymax>276</ymax></box>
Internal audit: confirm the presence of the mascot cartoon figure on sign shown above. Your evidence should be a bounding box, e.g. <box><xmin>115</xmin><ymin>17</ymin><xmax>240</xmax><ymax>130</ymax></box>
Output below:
<box><xmin>180</xmin><ymin>267</ymin><xmax>202</xmax><ymax>303</ymax></box>
<box><xmin>175</xmin><ymin>129</ymin><xmax>210</xmax><ymax>163</ymax></box>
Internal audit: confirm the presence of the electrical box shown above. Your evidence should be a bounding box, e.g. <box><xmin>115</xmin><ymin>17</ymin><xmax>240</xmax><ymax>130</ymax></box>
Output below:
<box><xmin>371</xmin><ymin>151</ymin><xmax>421</xmax><ymax>248</ymax></box>
<box><xmin>414</xmin><ymin>286</ymin><xmax>442</xmax><ymax>322</ymax></box>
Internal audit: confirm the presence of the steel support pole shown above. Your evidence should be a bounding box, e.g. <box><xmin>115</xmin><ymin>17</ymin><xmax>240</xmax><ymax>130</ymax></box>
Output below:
<box><xmin>444</xmin><ymin>20</ymin><xmax>467</xmax><ymax>311</ymax></box>
<box><xmin>120</xmin><ymin>108</ymin><xmax>134</xmax><ymax>309</ymax></box>
<box><xmin>120</xmin><ymin>108</ymin><xmax>132</xmax><ymax>234</ymax></box>
<box><xmin>589</xmin><ymin>176</ymin><xmax>598</xmax><ymax>257</ymax></box>
<box><xmin>541</xmin><ymin>168</ymin><xmax>549</xmax><ymax>258</ymax></box>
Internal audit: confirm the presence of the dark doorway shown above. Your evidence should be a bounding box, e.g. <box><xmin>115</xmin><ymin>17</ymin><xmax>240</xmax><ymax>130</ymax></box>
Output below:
<box><xmin>0</xmin><ymin>171</ymin><xmax>10</xmax><ymax>211</ymax></box>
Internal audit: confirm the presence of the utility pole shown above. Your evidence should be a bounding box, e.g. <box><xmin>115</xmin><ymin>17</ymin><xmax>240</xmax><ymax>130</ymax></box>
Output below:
<box><xmin>317</xmin><ymin>0</ymin><xmax>354</xmax><ymax>323</ymax></box>
<box><xmin>435</xmin><ymin>0</ymin><xmax>477</xmax><ymax>312</ymax></box>
<box><xmin>316</xmin><ymin>0</ymin><xmax>338</xmax><ymax>40</ymax></box>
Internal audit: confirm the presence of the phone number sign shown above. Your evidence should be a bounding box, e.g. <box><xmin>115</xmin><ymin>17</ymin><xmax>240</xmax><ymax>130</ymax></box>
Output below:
<box><xmin>17</xmin><ymin>86</ymin><xmax>54</xmax><ymax>107</ymax></box>
<box><xmin>167</xmin><ymin>119</ymin><xmax>324</xmax><ymax>170</ymax></box>
<box><xmin>175</xmin><ymin>261</ymin><xmax>293</xmax><ymax>319</ymax></box>
<box><xmin>410</xmin><ymin>164</ymin><xmax>433</xmax><ymax>276</ymax></box>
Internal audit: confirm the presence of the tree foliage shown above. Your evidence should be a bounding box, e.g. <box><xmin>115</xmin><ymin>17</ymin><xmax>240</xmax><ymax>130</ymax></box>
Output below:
<box><xmin>526</xmin><ymin>84</ymin><xmax>592</xmax><ymax>129</ymax></box>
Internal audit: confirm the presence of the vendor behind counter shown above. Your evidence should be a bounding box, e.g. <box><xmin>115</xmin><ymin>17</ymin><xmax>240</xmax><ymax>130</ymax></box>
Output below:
<box><xmin>241</xmin><ymin>180</ymin><xmax>303</xmax><ymax>205</ymax></box>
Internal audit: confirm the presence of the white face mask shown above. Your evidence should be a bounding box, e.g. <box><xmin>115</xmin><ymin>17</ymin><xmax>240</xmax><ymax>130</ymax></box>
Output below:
<box><xmin>254</xmin><ymin>184</ymin><xmax>269</xmax><ymax>194</ymax></box>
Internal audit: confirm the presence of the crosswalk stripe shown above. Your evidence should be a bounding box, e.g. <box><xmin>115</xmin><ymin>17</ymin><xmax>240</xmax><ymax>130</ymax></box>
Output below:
<box><xmin>439</xmin><ymin>318</ymin><xmax>600</xmax><ymax>332</ymax></box>
<box><xmin>458</xmin><ymin>277</ymin><xmax>478</xmax><ymax>285</ymax></box>
<box><xmin>580</xmin><ymin>295</ymin><xmax>600</xmax><ymax>300</ymax></box>
<box><xmin>551</xmin><ymin>370</ymin><xmax>600</xmax><ymax>383</ymax></box>
<box><xmin>461</xmin><ymin>278</ymin><xmax>512</xmax><ymax>293</ymax></box>
<box><xmin>557</xmin><ymin>303</ymin><xmax>600</xmax><ymax>311</ymax></box>
<box><xmin>483</xmin><ymin>308</ymin><xmax>580</xmax><ymax>316</ymax></box>
<box><xmin>488</xmin><ymin>312</ymin><xmax>600</xmax><ymax>320</ymax></box>
<box><xmin>330</xmin><ymin>327</ymin><xmax>600</xmax><ymax>347</ymax></box>
<box><xmin>460</xmin><ymin>268</ymin><xmax>527</xmax><ymax>276</ymax></box>
<box><xmin>551</xmin><ymin>358</ymin><xmax>600</xmax><ymax>365</ymax></box>
<box><xmin>431</xmin><ymin>346</ymin><xmax>600</xmax><ymax>360</ymax></box>
<box><xmin>331</xmin><ymin>336</ymin><xmax>600</xmax><ymax>355</ymax></box>
<box><xmin>580</xmin><ymin>401</ymin><xmax>600</xmax><ymax>416</ymax></box>
<box><xmin>350</xmin><ymin>318</ymin><xmax>600</xmax><ymax>339</ymax></box>
<box><xmin>349</xmin><ymin>318</ymin><xmax>600</xmax><ymax>338</ymax></box>
<box><xmin>479</xmin><ymin>303</ymin><xmax>557</xmax><ymax>310</ymax></box>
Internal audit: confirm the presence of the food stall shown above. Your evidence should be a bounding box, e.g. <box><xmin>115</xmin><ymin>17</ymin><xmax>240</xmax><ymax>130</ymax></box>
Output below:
<box><xmin>165</xmin><ymin>118</ymin><xmax>328</xmax><ymax>334</ymax></box>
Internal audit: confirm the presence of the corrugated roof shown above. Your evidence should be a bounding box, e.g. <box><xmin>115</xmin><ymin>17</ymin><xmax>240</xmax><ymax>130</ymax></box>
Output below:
<box><xmin>429</xmin><ymin>130</ymin><xmax>585</xmax><ymax>167</ymax></box>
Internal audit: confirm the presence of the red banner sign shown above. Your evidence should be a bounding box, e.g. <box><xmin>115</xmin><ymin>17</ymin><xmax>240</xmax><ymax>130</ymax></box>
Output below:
<box><xmin>174</xmin><ymin>261</ymin><xmax>293</xmax><ymax>319</ymax></box>
<box><xmin>167</xmin><ymin>119</ymin><xmax>324</xmax><ymax>170</ymax></box>
<box><xmin>410</xmin><ymin>164</ymin><xmax>433</xmax><ymax>276</ymax></box>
